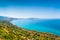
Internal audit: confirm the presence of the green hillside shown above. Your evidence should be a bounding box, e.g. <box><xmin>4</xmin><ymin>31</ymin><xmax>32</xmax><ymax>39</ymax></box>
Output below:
<box><xmin>0</xmin><ymin>20</ymin><xmax>60</xmax><ymax>40</ymax></box>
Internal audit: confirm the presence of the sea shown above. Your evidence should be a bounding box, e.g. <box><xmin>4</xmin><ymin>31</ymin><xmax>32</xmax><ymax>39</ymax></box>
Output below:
<box><xmin>11</xmin><ymin>19</ymin><xmax>60</xmax><ymax>36</ymax></box>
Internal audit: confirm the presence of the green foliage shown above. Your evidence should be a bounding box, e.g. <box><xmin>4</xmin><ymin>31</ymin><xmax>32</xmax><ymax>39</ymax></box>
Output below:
<box><xmin>0</xmin><ymin>20</ymin><xmax>60</xmax><ymax>40</ymax></box>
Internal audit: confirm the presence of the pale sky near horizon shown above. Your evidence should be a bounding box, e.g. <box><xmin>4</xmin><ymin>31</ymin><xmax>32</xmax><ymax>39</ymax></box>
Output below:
<box><xmin>0</xmin><ymin>0</ymin><xmax>60</xmax><ymax>18</ymax></box>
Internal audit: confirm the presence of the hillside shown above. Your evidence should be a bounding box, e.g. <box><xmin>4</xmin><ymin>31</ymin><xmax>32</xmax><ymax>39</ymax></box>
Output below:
<box><xmin>0</xmin><ymin>20</ymin><xmax>60</xmax><ymax>40</ymax></box>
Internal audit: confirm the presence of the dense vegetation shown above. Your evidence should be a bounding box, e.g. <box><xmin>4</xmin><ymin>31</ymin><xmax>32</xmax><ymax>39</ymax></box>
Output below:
<box><xmin>0</xmin><ymin>20</ymin><xmax>60</xmax><ymax>40</ymax></box>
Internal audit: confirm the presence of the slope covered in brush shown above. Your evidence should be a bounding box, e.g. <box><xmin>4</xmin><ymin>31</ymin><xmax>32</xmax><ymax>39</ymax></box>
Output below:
<box><xmin>0</xmin><ymin>20</ymin><xmax>60</xmax><ymax>40</ymax></box>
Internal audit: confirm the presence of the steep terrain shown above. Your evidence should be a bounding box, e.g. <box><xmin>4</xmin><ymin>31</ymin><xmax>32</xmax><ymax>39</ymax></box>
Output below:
<box><xmin>0</xmin><ymin>20</ymin><xmax>60</xmax><ymax>40</ymax></box>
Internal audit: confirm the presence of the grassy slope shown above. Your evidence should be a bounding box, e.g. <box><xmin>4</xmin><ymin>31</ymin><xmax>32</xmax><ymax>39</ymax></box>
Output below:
<box><xmin>0</xmin><ymin>20</ymin><xmax>60</xmax><ymax>40</ymax></box>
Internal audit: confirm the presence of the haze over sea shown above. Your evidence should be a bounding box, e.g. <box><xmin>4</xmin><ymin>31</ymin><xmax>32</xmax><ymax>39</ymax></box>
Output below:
<box><xmin>11</xmin><ymin>19</ymin><xmax>60</xmax><ymax>36</ymax></box>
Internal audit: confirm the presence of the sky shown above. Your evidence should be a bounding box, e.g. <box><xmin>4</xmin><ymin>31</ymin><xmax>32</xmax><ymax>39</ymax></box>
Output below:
<box><xmin>0</xmin><ymin>0</ymin><xmax>60</xmax><ymax>18</ymax></box>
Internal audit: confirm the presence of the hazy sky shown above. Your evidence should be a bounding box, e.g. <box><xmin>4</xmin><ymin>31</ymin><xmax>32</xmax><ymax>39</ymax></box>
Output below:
<box><xmin>0</xmin><ymin>0</ymin><xmax>60</xmax><ymax>18</ymax></box>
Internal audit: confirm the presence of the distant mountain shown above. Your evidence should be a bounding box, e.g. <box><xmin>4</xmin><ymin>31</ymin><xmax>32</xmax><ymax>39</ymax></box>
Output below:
<box><xmin>1</xmin><ymin>16</ymin><xmax>56</xmax><ymax>21</ymax></box>
<box><xmin>0</xmin><ymin>16</ymin><xmax>19</xmax><ymax>21</ymax></box>
<box><xmin>17</xmin><ymin>18</ymin><xmax>41</xmax><ymax>20</ymax></box>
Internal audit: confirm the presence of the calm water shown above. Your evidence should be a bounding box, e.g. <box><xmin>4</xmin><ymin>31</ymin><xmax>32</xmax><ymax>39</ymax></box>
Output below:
<box><xmin>11</xmin><ymin>19</ymin><xmax>60</xmax><ymax>36</ymax></box>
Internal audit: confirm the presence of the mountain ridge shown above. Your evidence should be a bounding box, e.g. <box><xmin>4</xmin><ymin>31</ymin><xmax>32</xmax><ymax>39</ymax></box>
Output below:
<box><xmin>0</xmin><ymin>16</ymin><xmax>19</xmax><ymax>21</ymax></box>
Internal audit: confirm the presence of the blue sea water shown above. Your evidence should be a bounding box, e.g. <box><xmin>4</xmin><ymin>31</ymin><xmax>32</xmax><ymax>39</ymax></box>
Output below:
<box><xmin>11</xmin><ymin>19</ymin><xmax>60</xmax><ymax>36</ymax></box>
